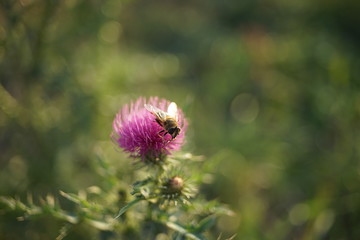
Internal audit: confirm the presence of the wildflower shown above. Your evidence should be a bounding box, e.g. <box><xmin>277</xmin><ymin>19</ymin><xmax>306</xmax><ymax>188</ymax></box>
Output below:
<box><xmin>112</xmin><ymin>97</ymin><xmax>187</xmax><ymax>164</ymax></box>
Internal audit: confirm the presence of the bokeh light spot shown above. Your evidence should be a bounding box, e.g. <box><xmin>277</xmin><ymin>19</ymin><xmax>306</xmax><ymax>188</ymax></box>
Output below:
<box><xmin>8</xmin><ymin>155</ymin><xmax>27</xmax><ymax>181</ymax></box>
<box><xmin>230</xmin><ymin>93</ymin><xmax>259</xmax><ymax>123</ymax></box>
<box><xmin>0</xmin><ymin>26</ymin><xmax>6</xmax><ymax>41</ymax></box>
<box><xmin>155</xmin><ymin>233</ymin><xmax>169</xmax><ymax>240</ymax></box>
<box><xmin>101</xmin><ymin>0</ymin><xmax>122</xmax><ymax>18</ymax></box>
<box><xmin>99</xmin><ymin>21</ymin><xmax>122</xmax><ymax>44</ymax></box>
<box><xmin>217</xmin><ymin>215</ymin><xmax>240</xmax><ymax>233</ymax></box>
<box><xmin>289</xmin><ymin>203</ymin><xmax>310</xmax><ymax>225</ymax></box>
<box><xmin>153</xmin><ymin>54</ymin><xmax>180</xmax><ymax>78</ymax></box>
<box><xmin>314</xmin><ymin>209</ymin><xmax>335</xmax><ymax>235</ymax></box>
<box><xmin>329</xmin><ymin>54</ymin><xmax>349</xmax><ymax>86</ymax></box>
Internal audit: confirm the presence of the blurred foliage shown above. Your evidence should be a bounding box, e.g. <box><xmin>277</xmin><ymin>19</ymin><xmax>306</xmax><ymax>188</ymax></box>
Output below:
<box><xmin>0</xmin><ymin>154</ymin><xmax>233</xmax><ymax>239</ymax></box>
<box><xmin>1</xmin><ymin>0</ymin><xmax>360</xmax><ymax>239</ymax></box>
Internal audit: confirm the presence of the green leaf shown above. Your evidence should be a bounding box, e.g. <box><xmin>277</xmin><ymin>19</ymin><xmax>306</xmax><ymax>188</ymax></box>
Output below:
<box><xmin>53</xmin><ymin>211</ymin><xmax>78</xmax><ymax>224</ymax></box>
<box><xmin>56</xmin><ymin>224</ymin><xmax>72</xmax><ymax>240</ymax></box>
<box><xmin>59</xmin><ymin>191</ymin><xmax>92</xmax><ymax>208</ymax></box>
<box><xmin>196</xmin><ymin>216</ymin><xmax>217</xmax><ymax>233</ymax></box>
<box><xmin>0</xmin><ymin>196</ymin><xmax>26</xmax><ymax>211</ymax></box>
<box><xmin>132</xmin><ymin>178</ymin><xmax>152</xmax><ymax>188</ymax></box>
<box><xmin>226</xmin><ymin>234</ymin><xmax>237</xmax><ymax>240</ymax></box>
<box><xmin>114</xmin><ymin>197</ymin><xmax>143</xmax><ymax>219</ymax></box>
<box><xmin>86</xmin><ymin>219</ymin><xmax>114</xmax><ymax>231</ymax></box>
<box><xmin>165</xmin><ymin>221</ymin><xmax>205</xmax><ymax>240</ymax></box>
<box><xmin>59</xmin><ymin>191</ymin><xmax>81</xmax><ymax>204</ymax></box>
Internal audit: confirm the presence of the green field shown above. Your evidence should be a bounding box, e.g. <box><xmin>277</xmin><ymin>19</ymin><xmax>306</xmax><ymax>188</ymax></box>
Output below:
<box><xmin>1</xmin><ymin>0</ymin><xmax>360</xmax><ymax>239</ymax></box>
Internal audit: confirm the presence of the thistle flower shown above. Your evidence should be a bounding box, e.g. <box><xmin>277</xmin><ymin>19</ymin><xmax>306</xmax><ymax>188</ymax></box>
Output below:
<box><xmin>112</xmin><ymin>97</ymin><xmax>187</xmax><ymax>164</ymax></box>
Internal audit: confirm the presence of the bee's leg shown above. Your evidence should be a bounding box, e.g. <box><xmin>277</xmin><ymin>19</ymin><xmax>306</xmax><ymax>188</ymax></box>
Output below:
<box><xmin>158</xmin><ymin>130</ymin><xmax>166</xmax><ymax>138</ymax></box>
<box><xmin>155</xmin><ymin>118</ymin><xmax>163</xmax><ymax>126</ymax></box>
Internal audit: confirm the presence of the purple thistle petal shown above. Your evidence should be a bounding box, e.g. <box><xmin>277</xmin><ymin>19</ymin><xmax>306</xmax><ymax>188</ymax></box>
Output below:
<box><xmin>112</xmin><ymin>97</ymin><xmax>187</xmax><ymax>162</ymax></box>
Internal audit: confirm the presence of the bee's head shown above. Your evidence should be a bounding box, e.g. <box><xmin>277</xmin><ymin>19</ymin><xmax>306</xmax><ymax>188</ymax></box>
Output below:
<box><xmin>168</xmin><ymin>127</ymin><xmax>181</xmax><ymax>139</ymax></box>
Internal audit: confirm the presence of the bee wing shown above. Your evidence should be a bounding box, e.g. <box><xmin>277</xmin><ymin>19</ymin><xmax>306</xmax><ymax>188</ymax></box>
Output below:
<box><xmin>167</xmin><ymin>102</ymin><xmax>178</xmax><ymax>121</ymax></box>
<box><xmin>144</xmin><ymin>104</ymin><xmax>167</xmax><ymax>121</ymax></box>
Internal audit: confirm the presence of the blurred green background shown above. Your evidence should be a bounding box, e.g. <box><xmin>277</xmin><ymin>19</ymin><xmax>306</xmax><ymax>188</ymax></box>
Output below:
<box><xmin>1</xmin><ymin>0</ymin><xmax>360</xmax><ymax>239</ymax></box>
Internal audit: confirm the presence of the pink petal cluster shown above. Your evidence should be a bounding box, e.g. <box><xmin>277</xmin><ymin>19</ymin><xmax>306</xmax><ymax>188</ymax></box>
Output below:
<box><xmin>112</xmin><ymin>97</ymin><xmax>187</xmax><ymax>162</ymax></box>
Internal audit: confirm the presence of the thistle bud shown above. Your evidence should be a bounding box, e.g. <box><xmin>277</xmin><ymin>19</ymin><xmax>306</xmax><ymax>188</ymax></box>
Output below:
<box><xmin>158</xmin><ymin>172</ymin><xmax>196</xmax><ymax>206</ymax></box>
<box><xmin>162</xmin><ymin>176</ymin><xmax>184</xmax><ymax>195</ymax></box>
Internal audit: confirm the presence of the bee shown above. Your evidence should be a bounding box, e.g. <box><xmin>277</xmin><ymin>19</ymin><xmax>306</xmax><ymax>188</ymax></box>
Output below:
<box><xmin>144</xmin><ymin>102</ymin><xmax>181</xmax><ymax>140</ymax></box>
